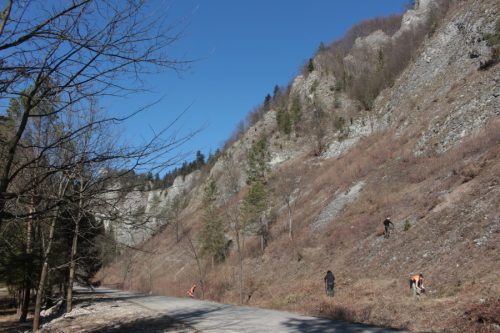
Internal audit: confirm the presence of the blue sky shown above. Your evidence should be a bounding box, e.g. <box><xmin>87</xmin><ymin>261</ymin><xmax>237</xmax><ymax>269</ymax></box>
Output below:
<box><xmin>106</xmin><ymin>0</ymin><xmax>409</xmax><ymax>170</ymax></box>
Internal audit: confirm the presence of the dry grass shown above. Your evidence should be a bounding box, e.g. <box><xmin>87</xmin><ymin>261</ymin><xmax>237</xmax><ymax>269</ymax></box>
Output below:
<box><xmin>457</xmin><ymin>298</ymin><xmax>500</xmax><ymax>333</ymax></box>
<box><xmin>99</xmin><ymin>114</ymin><xmax>500</xmax><ymax>332</ymax></box>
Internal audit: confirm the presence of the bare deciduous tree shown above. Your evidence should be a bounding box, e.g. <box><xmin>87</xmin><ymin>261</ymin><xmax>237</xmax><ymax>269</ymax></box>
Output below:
<box><xmin>0</xmin><ymin>0</ymin><xmax>189</xmax><ymax>231</ymax></box>
<box><xmin>0</xmin><ymin>1</ymin><xmax>195</xmax><ymax>331</ymax></box>
<box><xmin>273</xmin><ymin>165</ymin><xmax>303</xmax><ymax>241</ymax></box>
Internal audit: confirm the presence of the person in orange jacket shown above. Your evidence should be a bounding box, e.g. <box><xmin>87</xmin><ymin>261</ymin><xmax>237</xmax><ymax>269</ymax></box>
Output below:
<box><xmin>409</xmin><ymin>273</ymin><xmax>425</xmax><ymax>297</ymax></box>
<box><xmin>187</xmin><ymin>284</ymin><xmax>197</xmax><ymax>298</ymax></box>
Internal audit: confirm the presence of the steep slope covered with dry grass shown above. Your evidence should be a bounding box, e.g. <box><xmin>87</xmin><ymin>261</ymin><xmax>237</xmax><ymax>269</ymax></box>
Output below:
<box><xmin>100</xmin><ymin>1</ymin><xmax>499</xmax><ymax>331</ymax></box>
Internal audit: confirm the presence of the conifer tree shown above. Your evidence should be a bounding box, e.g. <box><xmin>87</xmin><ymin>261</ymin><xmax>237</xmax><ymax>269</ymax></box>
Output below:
<box><xmin>273</xmin><ymin>85</ymin><xmax>281</xmax><ymax>99</ymax></box>
<box><xmin>263</xmin><ymin>94</ymin><xmax>272</xmax><ymax>112</ymax></box>
<box><xmin>195</xmin><ymin>150</ymin><xmax>205</xmax><ymax>168</ymax></box>
<box><xmin>246</xmin><ymin>136</ymin><xmax>270</xmax><ymax>185</ymax></box>
<box><xmin>308</xmin><ymin>58</ymin><xmax>315</xmax><ymax>72</ymax></box>
<box><xmin>199</xmin><ymin>179</ymin><xmax>226</xmax><ymax>266</ymax></box>
<box><xmin>318</xmin><ymin>41</ymin><xmax>327</xmax><ymax>52</ymax></box>
<box><xmin>290</xmin><ymin>95</ymin><xmax>302</xmax><ymax>126</ymax></box>
<box><xmin>242</xmin><ymin>136</ymin><xmax>270</xmax><ymax>252</ymax></box>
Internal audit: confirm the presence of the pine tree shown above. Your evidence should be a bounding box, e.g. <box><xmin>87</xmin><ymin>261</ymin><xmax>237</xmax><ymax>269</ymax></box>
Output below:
<box><xmin>290</xmin><ymin>95</ymin><xmax>302</xmax><ymax>125</ymax></box>
<box><xmin>318</xmin><ymin>41</ymin><xmax>327</xmax><ymax>52</ymax></box>
<box><xmin>273</xmin><ymin>85</ymin><xmax>281</xmax><ymax>99</ymax></box>
<box><xmin>263</xmin><ymin>94</ymin><xmax>272</xmax><ymax>111</ymax></box>
<box><xmin>195</xmin><ymin>150</ymin><xmax>205</xmax><ymax>168</ymax></box>
<box><xmin>246</xmin><ymin>136</ymin><xmax>270</xmax><ymax>185</ymax></box>
<box><xmin>308</xmin><ymin>58</ymin><xmax>315</xmax><ymax>73</ymax></box>
<box><xmin>199</xmin><ymin>179</ymin><xmax>226</xmax><ymax>266</ymax></box>
<box><xmin>243</xmin><ymin>137</ymin><xmax>270</xmax><ymax>252</ymax></box>
<box><xmin>242</xmin><ymin>180</ymin><xmax>267</xmax><ymax>225</ymax></box>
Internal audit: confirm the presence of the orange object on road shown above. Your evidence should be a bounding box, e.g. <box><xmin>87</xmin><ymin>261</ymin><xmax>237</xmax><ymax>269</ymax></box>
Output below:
<box><xmin>188</xmin><ymin>284</ymin><xmax>197</xmax><ymax>298</ymax></box>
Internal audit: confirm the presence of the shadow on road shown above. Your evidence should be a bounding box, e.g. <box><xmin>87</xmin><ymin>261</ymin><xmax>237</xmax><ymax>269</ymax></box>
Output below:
<box><xmin>90</xmin><ymin>314</ymin><xmax>192</xmax><ymax>333</ymax></box>
<box><xmin>127</xmin><ymin>300</ymin><xmax>410</xmax><ymax>333</ymax></box>
<box><xmin>74</xmin><ymin>289</ymin><xmax>148</xmax><ymax>304</ymax></box>
<box><xmin>72</xmin><ymin>288</ymin><xmax>411</xmax><ymax>332</ymax></box>
<box><xmin>282</xmin><ymin>317</ymin><xmax>407</xmax><ymax>333</ymax></box>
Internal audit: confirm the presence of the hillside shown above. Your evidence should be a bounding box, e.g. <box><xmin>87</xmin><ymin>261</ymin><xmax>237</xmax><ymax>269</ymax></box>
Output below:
<box><xmin>100</xmin><ymin>0</ymin><xmax>500</xmax><ymax>332</ymax></box>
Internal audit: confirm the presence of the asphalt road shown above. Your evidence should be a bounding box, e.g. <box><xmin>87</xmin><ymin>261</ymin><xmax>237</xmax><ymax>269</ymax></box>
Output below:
<box><xmin>90</xmin><ymin>287</ymin><xmax>411</xmax><ymax>333</ymax></box>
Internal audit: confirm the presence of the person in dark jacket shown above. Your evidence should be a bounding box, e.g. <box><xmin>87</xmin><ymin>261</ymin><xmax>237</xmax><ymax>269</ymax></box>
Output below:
<box><xmin>383</xmin><ymin>217</ymin><xmax>394</xmax><ymax>238</ymax></box>
<box><xmin>324</xmin><ymin>270</ymin><xmax>335</xmax><ymax>297</ymax></box>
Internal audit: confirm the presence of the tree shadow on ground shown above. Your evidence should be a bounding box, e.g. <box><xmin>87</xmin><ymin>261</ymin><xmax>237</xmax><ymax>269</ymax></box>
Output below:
<box><xmin>0</xmin><ymin>316</ymin><xmax>32</xmax><ymax>333</ymax></box>
<box><xmin>90</xmin><ymin>314</ymin><xmax>192</xmax><ymax>333</ymax></box>
<box><xmin>281</xmin><ymin>317</ymin><xmax>408</xmax><ymax>333</ymax></box>
<box><xmin>73</xmin><ymin>289</ymin><xmax>149</xmax><ymax>304</ymax></box>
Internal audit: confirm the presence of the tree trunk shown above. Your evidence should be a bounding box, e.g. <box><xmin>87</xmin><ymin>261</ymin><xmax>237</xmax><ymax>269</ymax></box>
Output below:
<box><xmin>0</xmin><ymin>0</ymin><xmax>13</xmax><ymax>36</ymax></box>
<box><xmin>186</xmin><ymin>234</ymin><xmax>205</xmax><ymax>299</ymax></box>
<box><xmin>33</xmin><ymin>180</ymin><xmax>68</xmax><ymax>330</ymax></box>
<box><xmin>66</xmin><ymin>217</ymin><xmax>79</xmax><ymax>313</ymax></box>
<box><xmin>259</xmin><ymin>217</ymin><xmax>268</xmax><ymax>254</ymax></box>
<box><xmin>19</xmin><ymin>202</ymin><xmax>34</xmax><ymax>322</ymax></box>
<box><xmin>287</xmin><ymin>201</ymin><xmax>293</xmax><ymax>240</ymax></box>
<box><xmin>33</xmin><ymin>216</ymin><xmax>58</xmax><ymax>330</ymax></box>
<box><xmin>236</xmin><ymin>231</ymin><xmax>243</xmax><ymax>304</ymax></box>
<box><xmin>260</xmin><ymin>230</ymin><xmax>264</xmax><ymax>254</ymax></box>
<box><xmin>18</xmin><ymin>283</ymin><xmax>30</xmax><ymax>322</ymax></box>
<box><xmin>67</xmin><ymin>175</ymin><xmax>85</xmax><ymax>313</ymax></box>
<box><xmin>32</xmin><ymin>262</ymin><xmax>48</xmax><ymax>330</ymax></box>
<box><xmin>16</xmin><ymin>289</ymin><xmax>21</xmax><ymax>315</ymax></box>
<box><xmin>175</xmin><ymin>219</ymin><xmax>179</xmax><ymax>242</ymax></box>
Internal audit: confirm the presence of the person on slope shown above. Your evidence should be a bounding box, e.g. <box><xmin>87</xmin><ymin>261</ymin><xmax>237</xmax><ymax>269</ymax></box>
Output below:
<box><xmin>324</xmin><ymin>270</ymin><xmax>335</xmax><ymax>297</ymax></box>
<box><xmin>383</xmin><ymin>217</ymin><xmax>395</xmax><ymax>238</ymax></box>
<box><xmin>188</xmin><ymin>284</ymin><xmax>197</xmax><ymax>298</ymax></box>
<box><xmin>409</xmin><ymin>273</ymin><xmax>425</xmax><ymax>297</ymax></box>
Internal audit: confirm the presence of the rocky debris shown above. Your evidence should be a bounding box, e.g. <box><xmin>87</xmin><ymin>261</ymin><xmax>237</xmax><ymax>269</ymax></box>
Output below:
<box><xmin>322</xmin><ymin>137</ymin><xmax>360</xmax><ymax>160</ymax></box>
<box><xmin>310</xmin><ymin>181</ymin><xmax>364</xmax><ymax>232</ymax></box>
<box><xmin>269</xmin><ymin>152</ymin><xmax>290</xmax><ymax>167</ymax></box>
<box><xmin>322</xmin><ymin>116</ymin><xmax>375</xmax><ymax>159</ymax></box>
<box><xmin>373</xmin><ymin>0</ymin><xmax>499</xmax><ymax>156</ymax></box>
<box><xmin>414</xmin><ymin>74</ymin><xmax>499</xmax><ymax>155</ymax></box>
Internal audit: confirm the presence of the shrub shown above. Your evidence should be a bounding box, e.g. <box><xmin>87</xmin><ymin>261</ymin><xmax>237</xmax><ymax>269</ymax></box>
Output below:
<box><xmin>480</xmin><ymin>18</ymin><xmax>500</xmax><ymax>70</ymax></box>
<box><xmin>483</xmin><ymin>19</ymin><xmax>500</xmax><ymax>46</ymax></box>
<box><xmin>316</xmin><ymin>302</ymin><xmax>357</xmax><ymax>322</ymax></box>
<box><xmin>404</xmin><ymin>220</ymin><xmax>411</xmax><ymax>231</ymax></box>
<box><xmin>333</xmin><ymin>116</ymin><xmax>346</xmax><ymax>131</ymax></box>
<box><xmin>285</xmin><ymin>294</ymin><xmax>302</xmax><ymax>304</ymax></box>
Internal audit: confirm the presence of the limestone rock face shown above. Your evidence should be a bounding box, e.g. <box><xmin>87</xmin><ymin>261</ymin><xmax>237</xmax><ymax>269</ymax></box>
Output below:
<box><xmin>103</xmin><ymin>171</ymin><xmax>202</xmax><ymax>246</ymax></box>
<box><xmin>109</xmin><ymin>0</ymin><xmax>499</xmax><ymax>255</ymax></box>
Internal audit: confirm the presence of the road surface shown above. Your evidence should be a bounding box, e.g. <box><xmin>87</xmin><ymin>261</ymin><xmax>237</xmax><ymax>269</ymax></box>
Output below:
<box><xmin>88</xmin><ymin>287</ymin><xmax>410</xmax><ymax>333</ymax></box>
